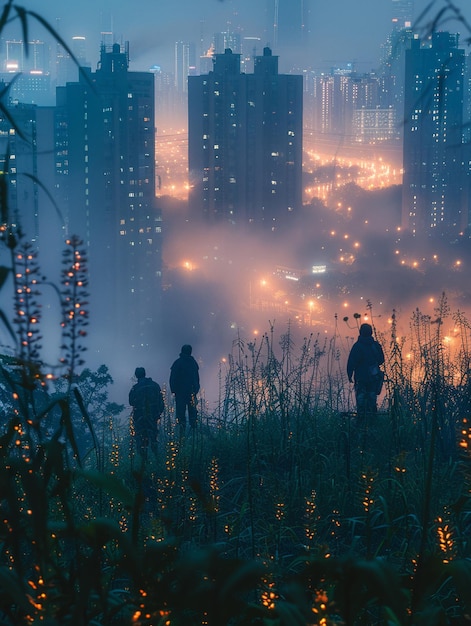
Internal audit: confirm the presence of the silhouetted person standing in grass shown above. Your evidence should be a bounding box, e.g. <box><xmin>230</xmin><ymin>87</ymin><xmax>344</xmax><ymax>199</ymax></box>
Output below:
<box><xmin>347</xmin><ymin>323</ymin><xmax>384</xmax><ymax>416</ymax></box>
<box><xmin>129</xmin><ymin>367</ymin><xmax>164</xmax><ymax>457</ymax></box>
<box><xmin>170</xmin><ymin>344</ymin><xmax>200</xmax><ymax>435</ymax></box>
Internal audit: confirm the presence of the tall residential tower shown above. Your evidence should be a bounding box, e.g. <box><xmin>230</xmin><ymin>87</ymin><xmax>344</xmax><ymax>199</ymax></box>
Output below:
<box><xmin>56</xmin><ymin>42</ymin><xmax>162</xmax><ymax>357</ymax></box>
<box><xmin>188</xmin><ymin>47</ymin><xmax>303</xmax><ymax>229</ymax></box>
<box><xmin>402</xmin><ymin>32</ymin><xmax>470</xmax><ymax>237</ymax></box>
<box><xmin>267</xmin><ymin>0</ymin><xmax>310</xmax><ymax>70</ymax></box>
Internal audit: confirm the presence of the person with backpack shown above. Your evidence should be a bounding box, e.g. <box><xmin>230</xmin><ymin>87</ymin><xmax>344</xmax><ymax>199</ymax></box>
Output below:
<box><xmin>129</xmin><ymin>367</ymin><xmax>164</xmax><ymax>457</ymax></box>
<box><xmin>347</xmin><ymin>323</ymin><xmax>385</xmax><ymax>416</ymax></box>
<box><xmin>169</xmin><ymin>344</ymin><xmax>200</xmax><ymax>435</ymax></box>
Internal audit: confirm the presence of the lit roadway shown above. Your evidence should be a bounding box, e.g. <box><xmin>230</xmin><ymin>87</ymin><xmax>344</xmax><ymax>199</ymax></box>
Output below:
<box><xmin>155</xmin><ymin>128</ymin><xmax>403</xmax><ymax>203</ymax></box>
<box><xmin>303</xmin><ymin>133</ymin><xmax>403</xmax><ymax>203</ymax></box>
<box><xmin>158</xmin><ymin>129</ymin><xmax>466</xmax><ymax>331</ymax></box>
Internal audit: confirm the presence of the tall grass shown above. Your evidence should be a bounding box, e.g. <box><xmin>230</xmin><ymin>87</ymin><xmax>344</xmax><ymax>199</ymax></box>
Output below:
<box><xmin>4</xmin><ymin>243</ymin><xmax>471</xmax><ymax>623</ymax></box>
<box><xmin>4</xmin><ymin>250</ymin><xmax>471</xmax><ymax>623</ymax></box>
<box><xmin>1</xmin><ymin>2</ymin><xmax>471</xmax><ymax>623</ymax></box>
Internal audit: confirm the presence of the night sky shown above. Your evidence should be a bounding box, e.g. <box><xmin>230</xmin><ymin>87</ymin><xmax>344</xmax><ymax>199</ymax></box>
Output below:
<box><xmin>32</xmin><ymin>0</ymin><xmax>445</xmax><ymax>74</ymax></box>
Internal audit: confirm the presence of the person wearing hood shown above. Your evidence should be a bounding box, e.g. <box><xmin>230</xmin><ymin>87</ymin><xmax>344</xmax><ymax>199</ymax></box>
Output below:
<box><xmin>170</xmin><ymin>344</ymin><xmax>200</xmax><ymax>433</ymax></box>
<box><xmin>347</xmin><ymin>323</ymin><xmax>384</xmax><ymax>416</ymax></box>
<box><xmin>129</xmin><ymin>367</ymin><xmax>164</xmax><ymax>456</ymax></box>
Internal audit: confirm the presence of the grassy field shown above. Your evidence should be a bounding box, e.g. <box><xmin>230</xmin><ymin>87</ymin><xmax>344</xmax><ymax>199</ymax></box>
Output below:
<box><xmin>2</xmin><ymin>287</ymin><xmax>471</xmax><ymax>624</ymax></box>
<box><xmin>1</xmin><ymin>3</ymin><xmax>471</xmax><ymax>622</ymax></box>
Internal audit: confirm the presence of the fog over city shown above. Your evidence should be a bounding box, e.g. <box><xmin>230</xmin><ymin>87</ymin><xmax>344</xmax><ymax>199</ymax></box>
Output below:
<box><xmin>157</xmin><ymin>180</ymin><xmax>471</xmax><ymax>407</ymax></box>
<box><xmin>2</xmin><ymin>0</ymin><xmax>471</xmax><ymax>412</ymax></box>
<box><xmin>38</xmin><ymin>0</ymin><xmax>433</xmax><ymax>74</ymax></box>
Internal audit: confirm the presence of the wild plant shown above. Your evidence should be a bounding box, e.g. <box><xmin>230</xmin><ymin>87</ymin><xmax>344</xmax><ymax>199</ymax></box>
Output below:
<box><xmin>59</xmin><ymin>236</ymin><xmax>89</xmax><ymax>384</ymax></box>
<box><xmin>1</xmin><ymin>1</ymin><xmax>471</xmax><ymax>622</ymax></box>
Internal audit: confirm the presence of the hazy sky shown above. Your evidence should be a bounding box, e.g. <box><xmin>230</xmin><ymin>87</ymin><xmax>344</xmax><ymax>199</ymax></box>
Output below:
<box><xmin>29</xmin><ymin>0</ymin><xmax>454</xmax><ymax>74</ymax></box>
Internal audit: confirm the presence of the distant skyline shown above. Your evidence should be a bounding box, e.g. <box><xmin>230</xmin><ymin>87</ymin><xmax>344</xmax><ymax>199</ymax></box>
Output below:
<box><xmin>23</xmin><ymin>0</ymin><xmax>459</xmax><ymax>75</ymax></box>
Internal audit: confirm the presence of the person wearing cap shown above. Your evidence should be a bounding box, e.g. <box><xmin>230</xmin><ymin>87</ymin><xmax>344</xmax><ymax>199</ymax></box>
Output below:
<box><xmin>169</xmin><ymin>344</ymin><xmax>200</xmax><ymax>434</ymax></box>
<box><xmin>347</xmin><ymin>323</ymin><xmax>385</xmax><ymax>416</ymax></box>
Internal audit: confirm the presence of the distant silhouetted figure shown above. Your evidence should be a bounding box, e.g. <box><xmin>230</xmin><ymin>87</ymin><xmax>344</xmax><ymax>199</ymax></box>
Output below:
<box><xmin>129</xmin><ymin>367</ymin><xmax>164</xmax><ymax>456</ymax></box>
<box><xmin>170</xmin><ymin>344</ymin><xmax>200</xmax><ymax>434</ymax></box>
<box><xmin>347</xmin><ymin>323</ymin><xmax>385</xmax><ymax>416</ymax></box>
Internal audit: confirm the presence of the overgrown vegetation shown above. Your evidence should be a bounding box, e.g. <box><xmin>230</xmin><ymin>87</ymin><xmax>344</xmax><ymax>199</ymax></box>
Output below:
<box><xmin>2</xmin><ymin>245</ymin><xmax>471</xmax><ymax>624</ymax></box>
<box><xmin>1</xmin><ymin>2</ymin><xmax>471</xmax><ymax>624</ymax></box>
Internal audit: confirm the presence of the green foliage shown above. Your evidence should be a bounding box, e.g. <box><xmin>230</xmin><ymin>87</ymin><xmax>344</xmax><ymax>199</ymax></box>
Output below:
<box><xmin>0</xmin><ymin>3</ymin><xmax>471</xmax><ymax>624</ymax></box>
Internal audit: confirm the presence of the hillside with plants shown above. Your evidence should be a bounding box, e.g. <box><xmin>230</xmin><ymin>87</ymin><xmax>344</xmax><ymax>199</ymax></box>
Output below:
<box><xmin>3</xmin><ymin>245</ymin><xmax>471</xmax><ymax>625</ymax></box>
<box><xmin>1</xmin><ymin>1</ymin><xmax>471</xmax><ymax>625</ymax></box>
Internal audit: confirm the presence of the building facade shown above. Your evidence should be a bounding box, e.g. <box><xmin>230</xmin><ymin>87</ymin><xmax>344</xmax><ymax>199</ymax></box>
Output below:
<box><xmin>55</xmin><ymin>42</ymin><xmax>162</xmax><ymax>356</ymax></box>
<box><xmin>266</xmin><ymin>0</ymin><xmax>311</xmax><ymax>70</ymax></box>
<box><xmin>188</xmin><ymin>47</ymin><xmax>303</xmax><ymax>229</ymax></box>
<box><xmin>174</xmin><ymin>41</ymin><xmax>196</xmax><ymax>93</ymax></box>
<box><xmin>0</xmin><ymin>39</ymin><xmax>52</xmax><ymax>105</ymax></box>
<box><xmin>402</xmin><ymin>32</ymin><xmax>470</xmax><ymax>237</ymax></box>
<box><xmin>0</xmin><ymin>101</ymin><xmax>57</xmax><ymax>248</ymax></box>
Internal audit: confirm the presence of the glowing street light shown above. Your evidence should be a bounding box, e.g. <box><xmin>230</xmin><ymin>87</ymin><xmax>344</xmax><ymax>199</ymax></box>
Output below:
<box><xmin>308</xmin><ymin>300</ymin><xmax>314</xmax><ymax>326</ymax></box>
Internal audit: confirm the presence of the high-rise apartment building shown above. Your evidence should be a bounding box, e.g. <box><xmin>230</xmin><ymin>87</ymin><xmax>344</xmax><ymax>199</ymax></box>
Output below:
<box><xmin>379</xmin><ymin>0</ymin><xmax>414</xmax><ymax>118</ymax></box>
<box><xmin>213</xmin><ymin>31</ymin><xmax>241</xmax><ymax>56</ymax></box>
<box><xmin>188</xmin><ymin>47</ymin><xmax>303</xmax><ymax>229</ymax></box>
<box><xmin>0</xmin><ymin>39</ymin><xmax>52</xmax><ymax>105</ymax></box>
<box><xmin>307</xmin><ymin>68</ymin><xmax>394</xmax><ymax>144</ymax></box>
<box><xmin>0</xmin><ymin>101</ymin><xmax>57</xmax><ymax>249</ymax></box>
<box><xmin>391</xmin><ymin>0</ymin><xmax>413</xmax><ymax>31</ymax></box>
<box><xmin>267</xmin><ymin>0</ymin><xmax>310</xmax><ymax>56</ymax></box>
<box><xmin>3</xmin><ymin>39</ymin><xmax>49</xmax><ymax>73</ymax></box>
<box><xmin>402</xmin><ymin>32</ymin><xmax>470</xmax><ymax>237</ymax></box>
<box><xmin>55</xmin><ymin>42</ymin><xmax>162</xmax><ymax>356</ymax></box>
<box><xmin>56</xmin><ymin>36</ymin><xmax>90</xmax><ymax>87</ymax></box>
<box><xmin>174</xmin><ymin>41</ymin><xmax>196</xmax><ymax>93</ymax></box>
